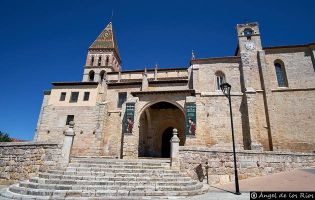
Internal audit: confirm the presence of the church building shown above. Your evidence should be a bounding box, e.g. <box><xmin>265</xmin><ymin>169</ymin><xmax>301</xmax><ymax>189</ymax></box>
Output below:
<box><xmin>34</xmin><ymin>21</ymin><xmax>315</xmax><ymax>159</ymax></box>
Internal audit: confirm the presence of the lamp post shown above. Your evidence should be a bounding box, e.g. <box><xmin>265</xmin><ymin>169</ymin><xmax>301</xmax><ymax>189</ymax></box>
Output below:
<box><xmin>220</xmin><ymin>82</ymin><xmax>241</xmax><ymax>195</ymax></box>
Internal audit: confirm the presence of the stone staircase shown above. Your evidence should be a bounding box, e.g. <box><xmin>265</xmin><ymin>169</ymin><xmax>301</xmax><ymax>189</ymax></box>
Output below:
<box><xmin>0</xmin><ymin>157</ymin><xmax>208</xmax><ymax>199</ymax></box>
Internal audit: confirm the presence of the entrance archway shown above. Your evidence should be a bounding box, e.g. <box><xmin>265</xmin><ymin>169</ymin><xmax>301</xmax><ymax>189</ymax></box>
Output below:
<box><xmin>138</xmin><ymin>101</ymin><xmax>185</xmax><ymax>158</ymax></box>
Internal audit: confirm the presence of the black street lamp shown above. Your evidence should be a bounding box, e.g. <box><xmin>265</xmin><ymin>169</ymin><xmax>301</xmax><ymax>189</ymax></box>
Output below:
<box><xmin>220</xmin><ymin>82</ymin><xmax>241</xmax><ymax>195</ymax></box>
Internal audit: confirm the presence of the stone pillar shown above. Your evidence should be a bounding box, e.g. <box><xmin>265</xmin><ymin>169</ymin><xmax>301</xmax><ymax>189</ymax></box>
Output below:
<box><xmin>170</xmin><ymin>128</ymin><xmax>180</xmax><ymax>170</ymax></box>
<box><xmin>61</xmin><ymin>121</ymin><xmax>75</xmax><ymax>166</ymax></box>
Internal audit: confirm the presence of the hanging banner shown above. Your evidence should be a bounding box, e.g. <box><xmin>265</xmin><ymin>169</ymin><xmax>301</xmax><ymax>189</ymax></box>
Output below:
<box><xmin>123</xmin><ymin>102</ymin><xmax>135</xmax><ymax>134</ymax></box>
<box><xmin>185</xmin><ymin>102</ymin><xmax>196</xmax><ymax>135</ymax></box>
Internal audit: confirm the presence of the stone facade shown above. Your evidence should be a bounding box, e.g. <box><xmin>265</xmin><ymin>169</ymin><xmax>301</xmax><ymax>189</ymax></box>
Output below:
<box><xmin>0</xmin><ymin>142</ymin><xmax>62</xmax><ymax>181</ymax></box>
<box><xmin>179</xmin><ymin>146</ymin><xmax>315</xmax><ymax>184</ymax></box>
<box><xmin>33</xmin><ymin>21</ymin><xmax>315</xmax><ymax>160</ymax></box>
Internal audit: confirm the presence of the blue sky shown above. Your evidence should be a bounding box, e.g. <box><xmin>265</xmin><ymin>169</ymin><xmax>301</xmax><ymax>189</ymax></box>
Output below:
<box><xmin>0</xmin><ymin>0</ymin><xmax>314</xmax><ymax>140</ymax></box>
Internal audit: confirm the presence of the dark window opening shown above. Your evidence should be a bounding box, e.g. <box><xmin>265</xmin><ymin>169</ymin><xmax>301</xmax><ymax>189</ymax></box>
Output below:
<box><xmin>215</xmin><ymin>71</ymin><xmax>226</xmax><ymax>90</ymax></box>
<box><xmin>100</xmin><ymin>70</ymin><xmax>106</xmax><ymax>81</ymax></box>
<box><xmin>83</xmin><ymin>92</ymin><xmax>90</xmax><ymax>101</ymax></box>
<box><xmin>117</xmin><ymin>92</ymin><xmax>127</xmax><ymax>108</ymax></box>
<box><xmin>66</xmin><ymin>115</ymin><xmax>74</xmax><ymax>125</ymax></box>
<box><xmin>244</xmin><ymin>28</ymin><xmax>253</xmax><ymax>39</ymax></box>
<box><xmin>90</xmin><ymin>56</ymin><xmax>94</xmax><ymax>66</ymax></box>
<box><xmin>89</xmin><ymin>70</ymin><xmax>95</xmax><ymax>81</ymax></box>
<box><xmin>98</xmin><ymin>56</ymin><xmax>102</xmax><ymax>66</ymax></box>
<box><xmin>275</xmin><ymin>62</ymin><xmax>288</xmax><ymax>87</ymax></box>
<box><xmin>70</xmin><ymin>92</ymin><xmax>79</xmax><ymax>103</ymax></box>
<box><xmin>105</xmin><ymin>56</ymin><xmax>109</xmax><ymax>66</ymax></box>
<box><xmin>60</xmin><ymin>92</ymin><xmax>66</xmax><ymax>101</ymax></box>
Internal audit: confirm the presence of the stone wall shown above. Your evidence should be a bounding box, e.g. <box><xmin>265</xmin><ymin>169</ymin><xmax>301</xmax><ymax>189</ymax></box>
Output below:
<box><xmin>0</xmin><ymin>142</ymin><xmax>62</xmax><ymax>181</ymax></box>
<box><xmin>179</xmin><ymin>146</ymin><xmax>315</xmax><ymax>185</ymax></box>
<box><xmin>270</xmin><ymin>90</ymin><xmax>315</xmax><ymax>152</ymax></box>
<box><xmin>35</xmin><ymin>104</ymin><xmax>106</xmax><ymax>157</ymax></box>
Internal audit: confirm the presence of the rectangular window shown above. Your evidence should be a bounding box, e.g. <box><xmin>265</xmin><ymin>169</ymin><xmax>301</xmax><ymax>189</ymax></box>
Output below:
<box><xmin>117</xmin><ymin>92</ymin><xmax>127</xmax><ymax>108</ymax></box>
<box><xmin>66</xmin><ymin>115</ymin><xmax>74</xmax><ymax>125</ymax></box>
<box><xmin>83</xmin><ymin>92</ymin><xmax>90</xmax><ymax>101</ymax></box>
<box><xmin>59</xmin><ymin>92</ymin><xmax>66</xmax><ymax>101</ymax></box>
<box><xmin>69</xmin><ymin>92</ymin><xmax>79</xmax><ymax>103</ymax></box>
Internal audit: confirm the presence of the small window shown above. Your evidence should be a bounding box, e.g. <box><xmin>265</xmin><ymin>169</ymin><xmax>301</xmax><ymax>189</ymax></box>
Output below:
<box><xmin>59</xmin><ymin>92</ymin><xmax>66</xmax><ymax>101</ymax></box>
<box><xmin>69</xmin><ymin>92</ymin><xmax>79</xmax><ymax>103</ymax></box>
<box><xmin>83</xmin><ymin>92</ymin><xmax>90</xmax><ymax>101</ymax></box>
<box><xmin>117</xmin><ymin>92</ymin><xmax>127</xmax><ymax>108</ymax></box>
<box><xmin>100</xmin><ymin>70</ymin><xmax>105</xmax><ymax>81</ymax></box>
<box><xmin>66</xmin><ymin>115</ymin><xmax>74</xmax><ymax>125</ymax></box>
<box><xmin>90</xmin><ymin>56</ymin><xmax>94</xmax><ymax>66</ymax></box>
<box><xmin>275</xmin><ymin>62</ymin><xmax>288</xmax><ymax>87</ymax></box>
<box><xmin>98</xmin><ymin>56</ymin><xmax>102</xmax><ymax>66</ymax></box>
<box><xmin>215</xmin><ymin>71</ymin><xmax>226</xmax><ymax>90</ymax></box>
<box><xmin>89</xmin><ymin>70</ymin><xmax>95</xmax><ymax>81</ymax></box>
<box><xmin>105</xmin><ymin>56</ymin><xmax>109</xmax><ymax>66</ymax></box>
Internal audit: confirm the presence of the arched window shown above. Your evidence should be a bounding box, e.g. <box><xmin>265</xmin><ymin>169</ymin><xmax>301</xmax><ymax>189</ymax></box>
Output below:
<box><xmin>98</xmin><ymin>56</ymin><xmax>102</xmax><ymax>66</ymax></box>
<box><xmin>90</xmin><ymin>56</ymin><xmax>94</xmax><ymax>66</ymax></box>
<box><xmin>274</xmin><ymin>61</ymin><xmax>288</xmax><ymax>87</ymax></box>
<box><xmin>215</xmin><ymin>71</ymin><xmax>226</xmax><ymax>90</ymax></box>
<box><xmin>105</xmin><ymin>56</ymin><xmax>109</xmax><ymax>66</ymax></box>
<box><xmin>100</xmin><ymin>70</ymin><xmax>105</xmax><ymax>81</ymax></box>
<box><xmin>89</xmin><ymin>70</ymin><xmax>95</xmax><ymax>81</ymax></box>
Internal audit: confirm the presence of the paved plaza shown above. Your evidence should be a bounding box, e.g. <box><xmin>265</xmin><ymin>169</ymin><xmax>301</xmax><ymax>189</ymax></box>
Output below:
<box><xmin>186</xmin><ymin>168</ymin><xmax>315</xmax><ymax>200</ymax></box>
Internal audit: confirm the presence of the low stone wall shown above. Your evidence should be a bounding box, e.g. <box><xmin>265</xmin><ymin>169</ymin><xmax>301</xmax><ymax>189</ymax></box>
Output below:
<box><xmin>179</xmin><ymin>146</ymin><xmax>315</xmax><ymax>185</ymax></box>
<box><xmin>0</xmin><ymin>142</ymin><xmax>62</xmax><ymax>181</ymax></box>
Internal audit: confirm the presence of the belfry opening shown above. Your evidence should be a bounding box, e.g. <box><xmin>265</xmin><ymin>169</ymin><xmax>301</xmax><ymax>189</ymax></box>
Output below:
<box><xmin>138</xmin><ymin>101</ymin><xmax>185</xmax><ymax>158</ymax></box>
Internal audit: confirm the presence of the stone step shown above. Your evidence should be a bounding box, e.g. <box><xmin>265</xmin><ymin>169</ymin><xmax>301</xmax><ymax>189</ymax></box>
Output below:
<box><xmin>68</xmin><ymin>162</ymin><xmax>169</xmax><ymax>169</ymax></box>
<box><xmin>9</xmin><ymin>183</ymin><xmax>204</xmax><ymax>197</ymax></box>
<box><xmin>64</xmin><ymin>167</ymin><xmax>175</xmax><ymax>173</ymax></box>
<box><xmin>1</xmin><ymin>185</ymin><xmax>209</xmax><ymax>199</ymax></box>
<box><xmin>30</xmin><ymin>176</ymin><xmax>193</xmax><ymax>183</ymax></box>
<box><xmin>63</xmin><ymin>167</ymin><xmax>170</xmax><ymax>172</ymax></box>
<box><xmin>27</xmin><ymin>178</ymin><xmax>197</xmax><ymax>187</ymax></box>
<box><xmin>39</xmin><ymin>172</ymin><xmax>183</xmax><ymax>180</ymax></box>
<box><xmin>2</xmin><ymin>157</ymin><xmax>209</xmax><ymax>199</ymax></box>
<box><xmin>70</xmin><ymin>157</ymin><xmax>171</xmax><ymax>165</ymax></box>
<box><xmin>19</xmin><ymin>180</ymin><xmax>201</xmax><ymax>190</ymax></box>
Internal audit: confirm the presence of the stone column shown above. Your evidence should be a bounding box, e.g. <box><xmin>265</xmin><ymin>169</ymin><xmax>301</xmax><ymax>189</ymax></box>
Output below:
<box><xmin>170</xmin><ymin>128</ymin><xmax>180</xmax><ymax>170</ymax></box>
<box><xmin>61</xmin><ymin>121</ymin><xmax>75</xmax><ymax>166</ymax></box>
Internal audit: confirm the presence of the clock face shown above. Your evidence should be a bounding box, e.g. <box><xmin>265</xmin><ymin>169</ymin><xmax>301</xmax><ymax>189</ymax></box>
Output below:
<box><xmin>245</xmin><ymin>42</ymin><xmax>255</xmax><ymax>50</ymax></box>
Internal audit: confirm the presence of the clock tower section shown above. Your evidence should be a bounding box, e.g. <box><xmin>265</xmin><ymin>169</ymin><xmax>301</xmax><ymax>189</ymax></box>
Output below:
<box><xmin>236</xmin><ymin>22</ymin><xmax>263</xmax><ymax>90</ymax></box>
<box><xmin>83</xmin><ymin>22</ymin><xmax>122</xmax><ymax>82</ymax></box>
<box><xmin>236</xmin><ymin>22</ymin><xmax>274</xmax><ymax>151</ymax></box>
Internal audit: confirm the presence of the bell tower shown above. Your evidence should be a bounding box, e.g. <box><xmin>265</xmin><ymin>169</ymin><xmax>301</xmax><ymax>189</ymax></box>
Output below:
<box><xmin>236</xmin><ymin>22</ymin><xmax>262</xmax><ymax>90</ymax></box>
<box><xmin>83</xmin><ymin>22</ymin><xmax>122</xmax><ymax>82</ymax></box>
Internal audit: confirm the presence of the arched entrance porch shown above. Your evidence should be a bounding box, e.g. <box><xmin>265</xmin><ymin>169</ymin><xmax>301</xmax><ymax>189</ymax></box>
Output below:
<box><xmin>138</xmin><ymin>101</ymin><xmax>185</xmax><ymax>158</ymax></box>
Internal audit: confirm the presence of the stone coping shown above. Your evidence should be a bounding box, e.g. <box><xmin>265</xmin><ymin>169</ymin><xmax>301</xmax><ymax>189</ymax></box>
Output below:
<box><xmin>271</xmin><ymin>87</ymin><xmax>315</xmax><ymax>92</ymax></box>
<box><xmin>199</xmin><ymin>91</ymin><xmax>243</xmax><ymax>97</ymax></box>
<box><xmin>179</xmin><ymin>146</ymin><xmax>315</xmax><ymax>156</ymax></box>
<box><xmin>0</xmin><ymin>142</ymin><xmax>61</xmax><ymax>147</ymax></box>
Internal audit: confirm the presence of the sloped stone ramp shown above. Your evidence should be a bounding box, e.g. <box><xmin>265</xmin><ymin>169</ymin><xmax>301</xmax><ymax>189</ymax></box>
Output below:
<box><xmin>0</xmin><ymin>157</ymin><xmax>208</xmax><ymax>199</ymax></box>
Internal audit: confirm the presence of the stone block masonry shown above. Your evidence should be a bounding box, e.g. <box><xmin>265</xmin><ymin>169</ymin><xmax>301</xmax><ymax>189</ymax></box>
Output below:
<box><xmin>179</xmin><ymin>146</ymin><xmax>315</xmax><ymax>185</ymax></box>
<box><xmin>0</xmin><ymin>142</ymin><xmax>62</xmax><ymax>181</ymax></box>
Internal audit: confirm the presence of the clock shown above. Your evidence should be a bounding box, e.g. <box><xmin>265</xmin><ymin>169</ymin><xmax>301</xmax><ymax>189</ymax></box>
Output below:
<box><xmin>245</xmin><ymin>42</ymin><xmax>255</xmax><ymax>50</ymax></box>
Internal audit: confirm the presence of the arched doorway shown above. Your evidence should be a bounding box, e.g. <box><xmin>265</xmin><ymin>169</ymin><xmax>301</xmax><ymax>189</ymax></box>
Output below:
<box><xmin>138</xmin><ymin>101</ymin><xmax>185</xmax><ymax>158</ymax></box>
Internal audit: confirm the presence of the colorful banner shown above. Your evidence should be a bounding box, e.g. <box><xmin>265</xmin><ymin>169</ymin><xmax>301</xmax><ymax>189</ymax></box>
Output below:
<box><xmin>123</xmin><ymin>102</ymin><xmax>135</xmax><ymax>134</ymax></box>
<box><xmin>185</xmin><ymin>102</ymin><xmax>196</xmax><ymax>135</ymax></box>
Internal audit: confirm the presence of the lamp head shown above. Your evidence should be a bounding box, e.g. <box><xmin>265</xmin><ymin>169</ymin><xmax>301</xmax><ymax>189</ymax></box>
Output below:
<box><xmin>220</xmin><ymin>82</ymin><xmax>231</xmax><ymax>97</ymax></box>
